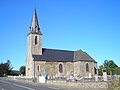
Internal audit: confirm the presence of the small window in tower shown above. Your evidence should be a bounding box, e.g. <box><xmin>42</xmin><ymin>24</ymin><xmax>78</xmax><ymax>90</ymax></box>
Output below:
<box><xmin>35</xmin><ymin>36</ymin><xmax>37</xmax><ymax>45</ymax></box>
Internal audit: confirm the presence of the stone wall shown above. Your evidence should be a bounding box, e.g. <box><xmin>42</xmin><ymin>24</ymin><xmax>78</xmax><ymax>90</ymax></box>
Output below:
<box><xmin>34</xmin><ymin>61</ymin><xmax>97</xmax><ymax>79</ymax></box>
<box><xmin>6</xmin><ymin>76</ymin><xmax>108</xmax><ymax>88</ymax></box>
<box><xmin>7</xmin><ymin>76</ymin><xmax>33</xmax><ymax>83</ymax></box>
<box><xmin>79</xmin><ymin>61</ymin><xmax>95</xmax><ymax>77</ymax></box>
<box><xmin>26</xmin><ymin>33</ymin><xmax>42</xmax><ymax>77</ymax></box>
<box><xmin>34</xmin><ymin>61</ymin><xmax>74</xmax><ymax>78</ymax></box>
<box><xmin>34</xmin><ymin>61</ymin><xmax>46</xmax><ymax>76</ymax></box>
<box><xmin>46</xmin><ymin>80</ymin><xmax>108</xmax><ymax>88</ymax></box>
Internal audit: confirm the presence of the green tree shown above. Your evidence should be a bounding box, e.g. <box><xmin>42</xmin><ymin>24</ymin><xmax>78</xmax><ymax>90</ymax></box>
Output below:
<box><xmin>0</xmin><ymin>60</ymin><xmax>13</xmax><ymax>77</ymax></box>
<box><xmin>116</xmin><ymin>67</ymin><xmax>120</xmax><ymax>75</ymax></box>
<box><xmin>0</xmin><ymin>63</ymin><xmax>7</xmax><ymax>76</ymax></box>
<box><xmin>103</xmin><ymin>60</ymin><xmax>118</xmax><ymax>68</ymax></box>
<box><xmin>98</xmin><ymin>65</ymin><xmax>103</xmax><ymax>76</ymax></box>
<box><xmin>10</xmin><ymin>70</ymin><xmax>20</xmax><ymax>76</ymax></box>
<box><xmin>19</xmin><ymin>66</ymin><xmax>26</xmax><ymax>75</ymax></box>
<box><xmin>98</xmin><ymin>60</ymin><xmax>118</xmax><ymax>75</ymax></box>
<box><xmin>5</xmin><ymin>60</ymin><xmax>13</xmax><ymax>75</ymax></box>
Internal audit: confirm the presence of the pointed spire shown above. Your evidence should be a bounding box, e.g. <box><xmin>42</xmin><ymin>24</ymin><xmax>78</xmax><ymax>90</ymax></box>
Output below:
<box><xmin>29</xmin><ymin>8</ymin><xmax>42</xmax><ymax>35</ymax></box>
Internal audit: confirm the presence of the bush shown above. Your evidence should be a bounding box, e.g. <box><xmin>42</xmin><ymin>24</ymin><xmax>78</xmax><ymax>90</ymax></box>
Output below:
<box><xmin>118</xmin><ymin>78</ymin><xmax>120</xmax><ymax>86</ymax></box>
<box><xmin>108</xmin><ymin>78</ymin><xmax>120</xmax><ymax>90</ymax></box>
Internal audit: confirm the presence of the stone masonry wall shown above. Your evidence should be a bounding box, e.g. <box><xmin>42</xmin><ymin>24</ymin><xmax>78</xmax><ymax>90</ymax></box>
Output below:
<box><xmin>34</xmin><ymin>61</ymin><xmax>97</xmax><ymax>78</ymax></box>
<box><xmin>46</xmin><ymin>80</ymin><xmax>108</xmax><ymax>88</ymax></box>
<box><xmin>34</xmin><ymin>61</ymin><xmax>74</xmax><ymax>78</ymax></box>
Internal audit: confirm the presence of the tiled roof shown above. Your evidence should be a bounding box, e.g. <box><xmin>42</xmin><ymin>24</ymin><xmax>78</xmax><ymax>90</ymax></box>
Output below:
<box><xmin>33</xmin><ymin>48</ymin><xmax>74</xmax><ymax>62</ymax></box>
<box><xmin>74</xmin><ymin>50</ymin><xmax>96</xmax><ymax>62</ymax></box>
<box><xmin>32</xmin><ymin>48</ymin><xmax>96</xmax><ymax>62</ymax></box>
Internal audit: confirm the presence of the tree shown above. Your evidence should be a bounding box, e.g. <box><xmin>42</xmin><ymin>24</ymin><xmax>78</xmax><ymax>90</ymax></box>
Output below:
<box><xmin>5</xmin><ymin>60</ymin><xmax>13</xmax><ymax>75</ymax></box>
<box><xmin>19</xmin><ymin>66</ymin><xmax>26</xmax><ymax>75</ymax></box>
<box><xmin>10</xmin><ymin>70</ymin><xmax>20</xmax><ymax>76</ymax></box>
<box><xmin>0</xmin><ymin>63</ymin><xmax>7</xmax><ymax>76</ymax></box>
<box><xmin>98</xmin><ymin>60</ymin><xmax>119</xmax><ymax>75</ymax></box>
<box><xmin>116</xmin><ymin>67</ymin><xmax>120</xmax><ymax>75</ymax></box>
<box><xmin>0</xmin><ymin>60</ymin><xmax>13</xmax><ymax>77</ymax></box>
<box><xmin>103</xmin><ymin>60</ymin><xmax>118</xmax><ymax>68</ymax></box>
<box><xmin>98</xmin><ymin>65</ymin><xmax>103</xmax><ymax>76</ymax></box>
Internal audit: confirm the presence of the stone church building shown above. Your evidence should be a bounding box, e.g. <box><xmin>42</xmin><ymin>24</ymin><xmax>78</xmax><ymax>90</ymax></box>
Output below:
<box><xmin>26</xmin><ymin>9</ymin><xmax>98</xmax><ymax>79</ymax></box>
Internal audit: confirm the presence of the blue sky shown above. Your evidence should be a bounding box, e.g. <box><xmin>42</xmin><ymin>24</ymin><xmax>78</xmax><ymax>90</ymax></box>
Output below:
<box><xmin>0</xmin><ymin>0</ymin><xmax>120</xmax><ymax>70</ymax></box>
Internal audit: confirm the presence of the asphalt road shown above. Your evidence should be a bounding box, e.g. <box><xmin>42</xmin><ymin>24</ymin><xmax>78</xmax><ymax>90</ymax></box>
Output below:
<box><xmin>0</xmin><ymin>78</ymin><xmax>77</xmax><ymax>90</ymax></box>
<box><xmin>0</xmin><ymin>78</ymin><xmax>105</xmax><ymax>90</ymax></box>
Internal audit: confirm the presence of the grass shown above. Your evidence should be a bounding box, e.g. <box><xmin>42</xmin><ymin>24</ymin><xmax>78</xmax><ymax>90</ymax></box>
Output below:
<box><xmin>107</xmin><ymin>78</ymin><xmax>120</xmax><ymax>90</ymax></box>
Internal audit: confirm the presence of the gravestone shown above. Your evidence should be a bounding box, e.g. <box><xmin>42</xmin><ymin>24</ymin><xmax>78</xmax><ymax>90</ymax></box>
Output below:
<box><xmin>95</xmin><ymin>74</ymin><xmax>98</xmax><ymax>81</ymax></box>
<box><xmin>102</xmin><ymin>68</ymin><xmax>107</xmax><ymax>81</ymax></box>
<box><xmin>39</xmin><ymin>76</ymin><xmax>46</xmax><ymax>83</ymax></box>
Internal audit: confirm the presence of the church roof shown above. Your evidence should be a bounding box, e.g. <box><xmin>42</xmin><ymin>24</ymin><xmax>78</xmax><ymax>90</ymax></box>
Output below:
<box><xmin>74</xmin><ymin>50</ymin><xmax>96</xmax><ymax>62</ymax></box>
<box><xmin>28</xmin><ymin>8</ymin><xmax>42</xmax><ymax>35</ymax></box>
<box><xmin>32</xmin><ymin>48</ymin><xmax>96</xmax><ymax>62</ymax></box>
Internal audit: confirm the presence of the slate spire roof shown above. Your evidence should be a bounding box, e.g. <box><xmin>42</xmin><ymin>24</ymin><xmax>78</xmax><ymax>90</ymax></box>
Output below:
<box><xmin>32</xmin><ymin>48</ymin><xmax>97</xmax><ymax>63</ymax></box>
<box><xmin>28</xmin><ymin>8</ymin><xmax>42</xmax><ymax>35</ymax></box>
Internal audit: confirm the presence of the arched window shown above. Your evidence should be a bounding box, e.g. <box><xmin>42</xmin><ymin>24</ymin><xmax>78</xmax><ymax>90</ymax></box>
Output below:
<box><xmin>37</xmin><ymin>65</ymin><xmax>40</xmax><ymax>71</ymax></box>
<box><xmin>35</xmin><ymin>36</ymin><xmax>37</xmax><ymax>45</ymax></box>
<box><xmin>59</xmin><ymin>64</ymin><xmax>63</xmax><ymax>73</ymax></box>
<box><xmin>86</xmin><ymin>63</ymin><xmax>89</xmax><ymax>72</ymax></box>
<box><xmin>94</xmin><ymin>67</ymin><xmax>97</xmax><ymax>74</ymax></box>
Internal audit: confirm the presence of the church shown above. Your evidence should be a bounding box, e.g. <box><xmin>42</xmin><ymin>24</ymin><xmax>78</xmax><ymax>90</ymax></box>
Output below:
<box><xmin>26</xmin><ymin>9</ymin><xmax>98</xmax><ymax>80</ymax></box>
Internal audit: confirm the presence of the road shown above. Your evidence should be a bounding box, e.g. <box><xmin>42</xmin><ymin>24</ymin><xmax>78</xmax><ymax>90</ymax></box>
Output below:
<box><xmin>0</xmin><ymin>78</ymin><xmax>105</xmax><ymax>90</ymax></box>
<box><xmin>0</xmin><ymin>78</ymin><xmax>77</xmax><ymax>90</ymax></box>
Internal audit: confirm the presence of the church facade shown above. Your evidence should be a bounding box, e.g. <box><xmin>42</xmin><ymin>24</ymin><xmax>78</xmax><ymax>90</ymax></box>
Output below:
<box><xmin>26</xmin><ymin>9</ymin><xmax>98</xmax><ymax>79</ymax></box>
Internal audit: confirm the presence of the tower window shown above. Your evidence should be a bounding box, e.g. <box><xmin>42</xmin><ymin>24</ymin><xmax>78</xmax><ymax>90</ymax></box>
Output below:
<box><xmin>59</xmin><ymin>64</ymin><xmax>63</xmax><ymax>73</ymax></box>
<box><xmin>35</xmin><ymin>36</ymin><xmax>37</xmax><ymax>45</ymax></box>
<box><xmin>86</xmin><ymin>63</ymin><xmax>89</xmax><ymax>72</ymax></box>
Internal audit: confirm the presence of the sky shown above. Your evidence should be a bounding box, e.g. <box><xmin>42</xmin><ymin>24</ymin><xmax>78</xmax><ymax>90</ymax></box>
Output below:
<box><xmin>0</xmin><ymin>0</ymin><xmax>120</xmax><ymax>70</ymax></box>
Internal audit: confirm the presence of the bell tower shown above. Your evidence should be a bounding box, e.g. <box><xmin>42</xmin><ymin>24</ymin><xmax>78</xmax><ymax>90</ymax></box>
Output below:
<box><xmin>26</xmin><ymin>8</ymin><xmax>42</xmax><ymax>77</ymax></box>
<box><xmin>27</xmin><ymin>8</ymin><xmax>42</xmax><ymax>55</ymax></box>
